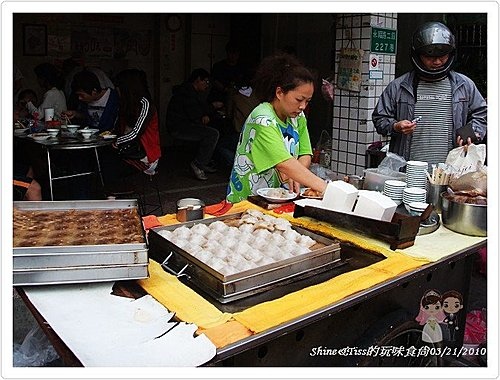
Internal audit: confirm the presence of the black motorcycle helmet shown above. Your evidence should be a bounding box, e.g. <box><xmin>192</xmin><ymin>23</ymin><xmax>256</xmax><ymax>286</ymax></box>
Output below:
<box><xmin>411</xmin><ymin>22</ymin><xmax>456</xmax><ymax>81</ymax></box>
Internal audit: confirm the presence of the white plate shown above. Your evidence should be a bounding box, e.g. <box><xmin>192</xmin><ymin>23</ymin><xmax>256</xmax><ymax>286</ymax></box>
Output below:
<box><xmin>28</xmin><ymin>133</ymin><xmax>50</xmax><ymax>141</ymax></box>
<box><xmin>14</xmin><ymin>128</ymin><xmax>29</xmax><ymax>135</ymax></box>
<box><xmin>256</xmin><ymin>187</ymin><xmax>298</xmax><ymax>203</ymax></box>
<box><xmin>102</xmin><ymin>134</ymin><xmax>117</xmax><ymax>139</ymax></box>
<box><xmin>300</xmin><ymin>188</ymin><xmax>323</xmax><ymax>199</ymax></box>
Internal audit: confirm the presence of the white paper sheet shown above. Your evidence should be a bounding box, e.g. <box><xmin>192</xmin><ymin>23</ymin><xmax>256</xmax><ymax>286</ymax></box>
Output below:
<box><xmin>23</xmin><ymin>283</ymin><xmax>216</xmax><ymax>366</ymax></box>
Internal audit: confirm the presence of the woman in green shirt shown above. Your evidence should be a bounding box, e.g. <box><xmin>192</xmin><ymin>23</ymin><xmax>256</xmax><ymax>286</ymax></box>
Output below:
<box><xmin>226</xmin><ymin>53</ymin><xmax>328</xmax><ymax>203</ymax></box>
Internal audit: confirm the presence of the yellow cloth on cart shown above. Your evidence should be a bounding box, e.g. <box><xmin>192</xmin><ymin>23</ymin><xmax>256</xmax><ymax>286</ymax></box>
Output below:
<box><xmin>140</xmin><ymin>200</ymin><xmax>483</xmax><ymax>340</ymax></box>
<box><xmin>137</xmin><ymin>260</ymin><xmax>233</xmax><ymax>329</ymax></box>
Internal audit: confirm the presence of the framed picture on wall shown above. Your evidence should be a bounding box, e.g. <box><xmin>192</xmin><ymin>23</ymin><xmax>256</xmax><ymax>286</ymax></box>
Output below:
<box><xmin>23</xmin><ymin>24</ymin><xmax>47</xmax><ymax>56</ymax></box>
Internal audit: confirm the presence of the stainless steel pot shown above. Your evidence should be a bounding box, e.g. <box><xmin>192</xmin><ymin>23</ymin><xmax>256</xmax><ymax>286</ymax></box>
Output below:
<box><xmin>176</xmin><ymin>198</ymin><xmax>205</xmax><ymax>222</ymax></box>
<box><xmin>441</xmin><ymin>193</ymin><xmax>487</xmax><ymax>236</ymax></box>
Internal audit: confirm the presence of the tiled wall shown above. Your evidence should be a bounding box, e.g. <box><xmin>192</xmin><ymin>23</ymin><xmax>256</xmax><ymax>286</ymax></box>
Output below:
<box><xmin>330</xmin><ymin>14</ymin><xmax>397</xmax><ymax>177</ymax></box>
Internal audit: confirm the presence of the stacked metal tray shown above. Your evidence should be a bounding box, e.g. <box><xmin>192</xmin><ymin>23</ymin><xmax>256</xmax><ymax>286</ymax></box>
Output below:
<box><xmin>148</xmin><ymin>213</ymin><xmax>341</xmax><ymax>303</ymax></box>
<box><xmin>13</xmin><ymin>200</ymin><xmax>149</xmax><ymax>286</ymax></box>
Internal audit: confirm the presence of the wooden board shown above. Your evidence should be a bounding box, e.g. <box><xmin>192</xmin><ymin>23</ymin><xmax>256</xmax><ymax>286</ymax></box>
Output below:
<box><xmin>247</xmin><ymin>195</ymin><xmax>295</xmax><ymax>210</ymax></box>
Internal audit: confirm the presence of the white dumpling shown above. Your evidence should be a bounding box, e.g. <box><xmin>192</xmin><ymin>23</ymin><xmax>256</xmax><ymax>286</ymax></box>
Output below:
<box><xmin>158</xmin><ymin>229</ymin><xmax>173</xmax><ymax>240</ymax></box>
<box><xmin>207</xmin><ymin>257</ymin><xmax>227</xmax><ymax>273</ymax></box>
<box><xmin>245</xmin><ymin>209</ymin><xmax>264</xmax><ymax>219</ymax></box>
<box><xmin>221</xmin><ymin>237</ymin><xmax>238</xmax><ymax>249</ymax></box>
<box><xmin>174</xmin><ymin>238</ymin><xmax>190</xmax><ymax>250</ymax></box>
<box><xmin>190</xmin><ymin>223</ymin><xmax>210</xmax><ymax>236</ymax></box>
<box><xmin>238</xmin><ymin>232</ymin><xmax>253</xmax><ymax>244</ymax></box>
<box><xmin>238</xmin><ymin>223</ymin><xmax>255</xmax><ymax>234</ymax></box>
<box><xmin>291</xmin><ymin>245</ymin><xmax>310</xmax><ymax>256</ymax></box>
<box><xmin>281</xmin><ymin>241</ymin><xmax>300</xmax><ymax>255</ymax></box>
<box><xmin>242</xmin><ymin>248</ymin><xmax>262</xmax><ymax>262</ymax></box>
<box><xmin>206</xmin><ymin>229</ymin><xmax>223</xmax><ymax>241</ymax></box>
<box><xmin>282</xmin><ymin>229</ymin><xmax>301</xmax><ymax>242</ymax></box>
<box><xmin>253</xmin><ymin>228</ymin><xmax>272</xmax><ymax>239</ymax></box>
<box><xmin>252</xmin><ymin>236</ymin><xmax>268</xmax><ymax>250</ymax></box>
<box><xmin>261</xmin><ymin>214</ymin><xmax>276</xmax><ymax>223</ymax></box>
<box><xmin>239</xmin><ymin>214</ymin><xmax>259</xmax><ymax>225</ymax></box>
<box><xmin>193</xmin><ymin>250</ymin><xmax>212</xmax><ymax>263</ymax></box>
<box><xmin>297</xmin><ymin>234</ymin><xmax>316</xmax><ymax>248</ymax></box>
<box><xmin>270</xmin><ymin>233</ymin><xmax>286</xmax><ymax>246</ymax></box>
<box><xmin>203</xmin><ymin>239</ymin><xmax>222</xmax><ymax>252</ymax></box>
<box><xmin>257</xmin><ymin>255</ymin><xmax>274</xmax><ymax>266</ymax></box>
<box><xmin>236</xmin><ymin>259</ymin><xmax>254</xmax><ymax>272</ymax></box>
<box><xmin>173</xmin><ymin>226</ymin><xmax>191</xmax><ymax>239</ymax></box>
<box><xmin>234</xmin><ymin>242</ymin><xmax>252</xmax><ymax>257</ymax></box>
<box><xmin>190</xmin><ymin>234</ymin><xmax>207</xmax><ymax>247</ymax></box>
<box><xmin>210</xmin><ymin>220</ymin><xmax>228</xmax><ymax>233</ymax></box>
<box><xmin>225</xmin><ymin>254</ymin><xmax>241</xmax><ymax>268</ymax></box>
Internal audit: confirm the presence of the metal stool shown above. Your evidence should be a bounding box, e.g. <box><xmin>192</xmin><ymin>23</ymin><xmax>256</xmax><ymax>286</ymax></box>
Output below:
<box><xmin>136</xmin><ymin>171</ymin><xmax>164</xmax><ymax>216</ymax></box>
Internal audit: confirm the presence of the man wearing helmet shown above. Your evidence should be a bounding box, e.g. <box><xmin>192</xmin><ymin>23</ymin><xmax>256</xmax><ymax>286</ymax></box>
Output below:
<box><xmin>372</xmin><ymin>22</ymin><xmax>487</xmax><ymax>165</ymax></box>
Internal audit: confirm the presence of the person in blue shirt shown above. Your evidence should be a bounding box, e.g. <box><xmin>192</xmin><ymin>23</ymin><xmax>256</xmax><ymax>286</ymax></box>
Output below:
<box><xmin>62</xmin><ymin>70</ymin><xmax>119</xmax><ymax>132</ymax></box>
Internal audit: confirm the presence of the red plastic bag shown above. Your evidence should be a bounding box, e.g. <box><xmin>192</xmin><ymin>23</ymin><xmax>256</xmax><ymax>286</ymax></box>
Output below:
<box><xmin>463</xmin><ymin>309</ymin><xmax>487</xmax><ymax>345</ymax></box>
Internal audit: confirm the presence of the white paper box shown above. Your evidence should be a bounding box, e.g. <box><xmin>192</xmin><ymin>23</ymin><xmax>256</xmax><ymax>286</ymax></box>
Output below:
<box><xmin>353</xmin><ymin>190</ymin><xmax>397</xmax><ymax>221</ymax></box>
<box><xmin>321</xmin><ymin>181</ymin><xmax>358</xmax><ymax>212</ymax></box>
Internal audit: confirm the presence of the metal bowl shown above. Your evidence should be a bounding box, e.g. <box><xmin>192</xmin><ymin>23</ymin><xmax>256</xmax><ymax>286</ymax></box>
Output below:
<box><xmin>176</xmin><ymin>198</ymin><xmax>205</xmax><ymax>222</ymax></box>
<box><xmin>441</xmin><ymin>193</ymin><xmax>487</xmax><ymax>236</ymax></box>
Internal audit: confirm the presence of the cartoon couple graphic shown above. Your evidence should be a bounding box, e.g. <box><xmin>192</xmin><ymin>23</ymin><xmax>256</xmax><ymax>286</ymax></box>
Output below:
<box><xmin>415</xmin><ymin>289</ymin><xmax>464</xmax><ymax>344</ymax></box>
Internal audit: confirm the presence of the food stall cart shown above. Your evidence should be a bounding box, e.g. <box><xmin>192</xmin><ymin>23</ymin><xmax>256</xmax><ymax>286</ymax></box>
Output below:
<box><xmin>13</xmin><ymin>200</ymin><xmax>486</xmax><ymax>367</ymax></box>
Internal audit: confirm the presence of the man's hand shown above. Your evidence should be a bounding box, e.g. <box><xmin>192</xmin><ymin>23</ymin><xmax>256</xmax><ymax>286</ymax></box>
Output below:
<box><xmin>60</xmin><ymin>110</ymin><xmax>76</xmax><ymax>120</ymax></box>
<box><xmin>201</xmin><ymin>115</ymin><xmax>210</xmax><ymax>125</ymax></box>
<box><xmin>393</xmin><ymin>120</ymin><xmax>417</xmax><ymax>135</ymax></box>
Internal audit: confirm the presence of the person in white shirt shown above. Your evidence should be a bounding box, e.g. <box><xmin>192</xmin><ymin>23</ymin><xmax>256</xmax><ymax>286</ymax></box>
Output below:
<box><xmin>26</xmin><ymin>63</ymin><xmax>67</xmax><ymax>120</ymax></box>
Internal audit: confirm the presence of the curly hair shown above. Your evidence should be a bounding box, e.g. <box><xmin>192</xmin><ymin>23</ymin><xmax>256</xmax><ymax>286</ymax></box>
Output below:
<box><xmin>252</xmin><ymin>53</ymin><xmax>314</xmax><ymax>103</ymax></box>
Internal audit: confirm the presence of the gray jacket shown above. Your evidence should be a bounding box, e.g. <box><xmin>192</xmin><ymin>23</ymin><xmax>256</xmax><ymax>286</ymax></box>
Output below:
<box><xmin>372</xmin><ymin>70</ymin><xmax>487</xmax><ymax>160</ymax></box>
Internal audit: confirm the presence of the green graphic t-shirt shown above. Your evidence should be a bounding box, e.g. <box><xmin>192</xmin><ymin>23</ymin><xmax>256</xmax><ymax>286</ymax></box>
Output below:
<box><xmin>226</xmin><ymin>102</ymin><xmax>312</xmax><ymax>203</ymax></box>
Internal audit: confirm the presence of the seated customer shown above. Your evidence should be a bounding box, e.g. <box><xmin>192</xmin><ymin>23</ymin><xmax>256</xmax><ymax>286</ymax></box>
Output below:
<box><xmin>166</xmin><ymin>68</ymin><xmax>219</xmax><ymax>181</ymax></box>
<box><xmin>14</xmin><ymin>89</ymin><xmax>38</xmax><ymax>122</ymax></box>
<box><xmin>26</xmin><ymin>63</ymin><xmax>67</xmax><ymax>121</ymax></box>
<box><xmin>100</xmin><ymin>69</ymin><xmax>161</xmax><ymax>188</ymax></box>
<box><xmin>62</xmin><ymin>70</ymin><xmax>119</xmax><ymax>132</ymax></box>
<box><xmin>13</xmin><ymin>164</ymin><xmax>42</xmax><ymax>201</ymax></box>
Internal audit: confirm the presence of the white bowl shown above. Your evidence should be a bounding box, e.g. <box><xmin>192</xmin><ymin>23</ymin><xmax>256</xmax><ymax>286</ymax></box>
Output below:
<box><xmin>46</xmin><ymin>128</ymin><xmax>59</xmax><ymax>137</ymax></box>
<box><xmin>80</xmin><ymin>131</ymin><xmax>93</xmax><ymax>139</ymax></box>
<box><xmin>409</xmin><ymin>201</ymin><xmax>429</xmax><ymax>211</ymax></box>
<box><xmin>79</xmin><ymin>128</ymin><xmax>99</xmax><ymax>135</ymax></box>
<box><xmin>65</xmin><ymin>125</ymin><xmax>80</xmax><ymax>133</ymax></box>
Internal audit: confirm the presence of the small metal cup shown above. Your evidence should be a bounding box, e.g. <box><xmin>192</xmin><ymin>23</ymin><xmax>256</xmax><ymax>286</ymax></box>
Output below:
<box><xmin>426</xmin><ymin>184</ymin><xmax>447</xmax><ymax>213</ymax></box>
<box><xmin>176</xmin><ymin>198</ymin><xmax>205</xmax><ymax>222</ymax></box>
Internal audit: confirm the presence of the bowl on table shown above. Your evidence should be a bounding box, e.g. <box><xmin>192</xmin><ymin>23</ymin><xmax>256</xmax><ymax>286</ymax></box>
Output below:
<box><xmin>46</xmin><ymin>128</ymin><xmax>59</xmax><ymax>137</ymax></box>
<box><xmin>14</xmin><ymin>128</ymin><xmax>29</xmax><ymax>136</ymax></box>
<box><xmin>78</xmin><ymin>128</ymin><xmax>99</xmax><ymax>139</ymax></box>
<box><xmin>65</xmin><ymin>125</ymin><xmax>80</xmax><ymax>133</ymax></box>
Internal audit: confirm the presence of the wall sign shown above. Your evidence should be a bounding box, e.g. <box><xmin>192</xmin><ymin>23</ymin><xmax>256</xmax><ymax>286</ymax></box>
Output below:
<box><xmin>371</xmin><ymin>27</ymin><xmax>397</xmax><ymax>55</ymax></box>
<box><xmin>337</xmin><ymin>47</ymin><xmax>364</xmax><ymax>92</ymax></box>
<box><xmin>23</xmin><ymin>24</ymin><xmax>47</xmax><ymax>56</ymax></box>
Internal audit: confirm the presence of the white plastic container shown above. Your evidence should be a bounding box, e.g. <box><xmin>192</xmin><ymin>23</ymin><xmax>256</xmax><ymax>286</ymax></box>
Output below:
<box><xmin>321</xmin><ymin>180</ymin><xmax>358</xmax><ymax>212</ymax></box>
<box><xmin>353</xmin><ymin>190</ymin><xmax>397</xmax><ymax>222</ymax></box>
<box><xmin>363</xmin><ymin>168</ymin><xmax>406</xmax><ymax>192</ymax></box>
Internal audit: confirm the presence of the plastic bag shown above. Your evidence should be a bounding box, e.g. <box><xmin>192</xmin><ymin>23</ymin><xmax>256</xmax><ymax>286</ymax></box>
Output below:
<box><xmin>321</xmin><ymin>78</ymin><xmax>335</xmax><ymax>102</ymax></box>
<box><xmin>445</xmin><ymin>144</ymin><xmax>487</xmax><ymax>177</ymax></box>
<box><xmin>376</xmin><ymin>152</ymin><xmax>406</xmax><ymax>176</ymax></box>
<box><xmin>13</xmin><ymin>325</ymin><xmax>59</xmax><ymax>367</ymax></box>
<box><xmin>309</xmin><ymin>163</ymin><xmax>336</xmax><ymax>181</ymax></box>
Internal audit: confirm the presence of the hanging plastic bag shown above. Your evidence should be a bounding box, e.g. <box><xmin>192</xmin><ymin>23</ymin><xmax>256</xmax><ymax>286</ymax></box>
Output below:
<box><xmin>321</xmin><ymin>78</ymin><xmax>335</xmax><ymax>102</ymax></box>
<box><xmin>445</xmin><ymin>144</ymin><xmax>487</xmax><ymax>178</ymax></box>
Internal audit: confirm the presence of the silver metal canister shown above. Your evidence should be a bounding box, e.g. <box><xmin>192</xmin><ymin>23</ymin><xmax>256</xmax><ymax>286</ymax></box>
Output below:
<box><xmin>176</xmin><ymin>198</ymin><xmax>205</xmax><ymax>222</ymax></box>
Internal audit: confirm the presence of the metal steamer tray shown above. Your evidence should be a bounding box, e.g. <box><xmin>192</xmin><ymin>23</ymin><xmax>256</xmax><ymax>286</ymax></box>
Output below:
<box><xmin>148</xmin><ymin>213</ymin><xmax>342</xmax><ymax>303</ymax></box>
<box><xmin>13</xmin><ymin>200</ymin><xmax>149</xmax><ymax>286</ymax></box>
